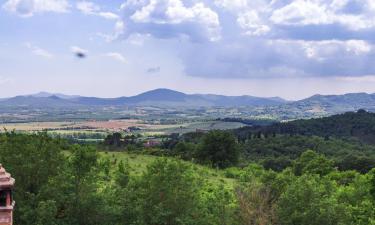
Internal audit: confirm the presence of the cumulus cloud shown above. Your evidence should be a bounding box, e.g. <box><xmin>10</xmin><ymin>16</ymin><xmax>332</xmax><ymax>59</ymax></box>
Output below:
<box><xmin>181</xmin><ymin>38</ymin><xmax>375</xmax><ymax>78</ymax></box>
<box><xmin>237</xmin><ymin>11</ymin><xmax>270</xmax><ymax>36</ymax></box>
<box><xmin>115</xmin><ymin>0</ymin><xmax>375</xmax><ymax>78</ymax></box>
<box><xmin>119</xmin><ymin>0</ymin><xmax>221</xmax><ymax>42</ymax></box>
<box><xmin>76</xmin><ymin>1</ymin><xmax>98</xmax><ymax>14</ymax></box>
<box><xmin>270</xmin><ymin>0</ymin><xmax>375</xmax><ymax>30</ymax></box>
<box><xmin>76</xmin><ymin>1</ymin><xmax>119</xmax><ymax>20</ymax></box>
<box><xmin>104</xmin><ymin>52</ymin><xmax>127</xmax><ymax>63</ymax></box>
<box><xmin>270</xmin><ymin>0</ymin><xmax>331</xmax><ymax>26</ymax></box>
<box><xmin>25</xmin><ymin>42</ymin><xmax>53</xmax><ymax>58</ymax></box>
<box><xmin>294</xmin><ymin>39</ymin><xmax>371</xmax><ymax>61</ymax></box>
<box><xmin>2</xmin><ymin>0</ymin><xmax>70</xmax><ymax>17</ymax></box>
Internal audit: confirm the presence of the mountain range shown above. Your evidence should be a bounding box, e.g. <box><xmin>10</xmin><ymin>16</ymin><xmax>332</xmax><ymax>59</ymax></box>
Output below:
<box><xmin>0</xmin><ymin>89</ymin><xmax>288</xmax><ymax>108</ymax></box>
<box><xmin>1</xmin><ymin>89</ymin><xmax>375</xmax><ymax>115</ymax></box>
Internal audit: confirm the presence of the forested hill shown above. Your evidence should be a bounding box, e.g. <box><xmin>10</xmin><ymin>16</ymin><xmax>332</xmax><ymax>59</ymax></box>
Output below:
<box><xmin>235</xmin><ymin>109</ymin><xmax>375</xmax><ymax>144</ymax></box>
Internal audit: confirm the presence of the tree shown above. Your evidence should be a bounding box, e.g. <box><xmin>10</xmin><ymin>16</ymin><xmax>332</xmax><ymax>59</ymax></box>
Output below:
<box><xmin>335</xmin><ymin>173</ymin><xmax>375</xmax><ymax>225</ymax></box>
<box><xmin>36</xmin><ymin>200</ymin><xmax>58</xmax><ymax>225</ymax></box>
<box><xmin>369</xmin><ymin>168</ymin><xmax>375</xmax><ymax>202</ymax></box>
<box><xmin>293</xmin><ymin>150</ymin><xmax>334</xmax><ymax>176</ymax></box>
<box><xmin>277</xmin><ymin>174</ymin><xmax>349</xmax><ymax>225</ymax></box>
<box><xmin>122</xmin><ymin>158</ymin><xmax>205</xmax><ymax>225</ymax></box>
<box><xmin>0</xmin><ymin>132</ymin><xmax>65</xmax><ymax>225</ymax></box>
<box><xmin>199</xmin><ymin>183</ymin><xmax>238</xmax><ymax>225</ymax></box>
<box><xmin>172</xmin><ymin>142</ymin><xmax>196</xmax><ymax>160</ymax></box>
<box><xmin>67</xmin><ymin>145</ymin><xmax>104</xmax><ymax>225</ymax></box>
<box><xmin>104</xmin><ymin>132</ymin><xmax>122</xmax><ymax>147</ymax></box>
<box><xmin>197</xmin><ymin>130</ymin><xmax>239</xmax><ymax>168</ymax></box>
<box><xmin>338</xmin><ymin>154</ymin><xmax>375</xmax><ymax>173</ymax></box>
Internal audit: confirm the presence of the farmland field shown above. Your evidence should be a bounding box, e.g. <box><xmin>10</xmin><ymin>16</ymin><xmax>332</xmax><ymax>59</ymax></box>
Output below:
<box><xmin>0</xmin><ymin>119</ymin><xmax>247</xmax><ymax>137</ymax></box>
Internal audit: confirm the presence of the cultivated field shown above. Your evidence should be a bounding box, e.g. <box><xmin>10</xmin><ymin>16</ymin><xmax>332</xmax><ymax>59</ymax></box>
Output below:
<box><xmin>0</xmin><ymin>120</ymin><xmax>246</xmax><ymax>135</ymax></box>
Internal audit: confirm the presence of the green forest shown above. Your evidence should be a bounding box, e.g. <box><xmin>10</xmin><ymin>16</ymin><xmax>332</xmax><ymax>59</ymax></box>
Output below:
<box><xmin>1</xmin><ymin>111</ymin><xmax>375</xmax><ymax>225</ymax></box>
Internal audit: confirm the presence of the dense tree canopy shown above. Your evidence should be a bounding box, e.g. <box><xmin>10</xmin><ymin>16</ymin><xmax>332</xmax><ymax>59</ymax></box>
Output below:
<box><xmin>235</xmin><ymin>110</ymin><xmax>375</xmax><ymax>144</ymax></box>
<box><xmin>196</xmin><ymin>130</ymin><xmax>240</xmax><ymax>168</ymax></box>
<box><xmin>0</xmin><ymin>131</ymin><xmax>374</xmax><ymax>225</ymax></box>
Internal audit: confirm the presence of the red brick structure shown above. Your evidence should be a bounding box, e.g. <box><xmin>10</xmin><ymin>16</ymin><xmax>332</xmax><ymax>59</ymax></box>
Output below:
<box><xmin>0</xmin><ymin>164</ymin><xmax>15</xmax><ymax>225</ymax></box>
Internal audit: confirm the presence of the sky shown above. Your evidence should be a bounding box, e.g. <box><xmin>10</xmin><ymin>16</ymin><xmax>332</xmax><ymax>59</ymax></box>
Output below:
<box><xmin>1</xmin><ymin>0</ymin><xmax>375</xmax><ymax>100</ymax></box>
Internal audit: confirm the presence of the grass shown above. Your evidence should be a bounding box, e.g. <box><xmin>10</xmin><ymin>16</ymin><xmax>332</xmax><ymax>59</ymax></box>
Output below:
<box><xmin>99</xmin><ymin>151</ymin><xmax>236</xmax><ymax>188</ymax></box>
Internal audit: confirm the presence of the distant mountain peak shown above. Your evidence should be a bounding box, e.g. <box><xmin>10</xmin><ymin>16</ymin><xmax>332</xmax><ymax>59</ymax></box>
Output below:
<box><xmin>30</xmin><ymin>92</ymin><xmax>81</xmax><ymax>99</ymax></box>
<box><xmin>48</xmin><ymin>95</ymin><xmax>61</xmax><ymax>100</ymax></box>
<box><xmin>140</xmin><ymin>88</ymin><xmax>186</xmax><ymax>95</ymax></box>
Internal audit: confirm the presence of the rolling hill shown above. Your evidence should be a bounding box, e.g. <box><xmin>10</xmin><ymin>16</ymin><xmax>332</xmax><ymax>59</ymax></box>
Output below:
<box><xmin>0</xmin><ymin>88</ymin><xmax>287</xmax><ymax>108</ymax></box>
<box><xmin>234</xmin><ymin>109</ymin><xmax>375</xmax><ymax>144</ymax></box>
<box><xmin>289</xmin><ymin>93</ymin><xmax>375</xmax><ymax>113</ymax></box>
<box><xmin>1</xmin><ymin>89</ymin><xmax>375</xmax><ymax>118</ymax></box>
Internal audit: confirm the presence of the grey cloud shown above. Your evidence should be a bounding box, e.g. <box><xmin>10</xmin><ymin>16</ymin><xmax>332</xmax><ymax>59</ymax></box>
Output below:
<box><xmin>117</xmin><ymin>0</ymin><xmax>375</xmax><ymax>78</ymax></box>
<box><xmin>181</xmin><ymin>38</ymin><xmax>375</xmax><ymax>78</ymax></box>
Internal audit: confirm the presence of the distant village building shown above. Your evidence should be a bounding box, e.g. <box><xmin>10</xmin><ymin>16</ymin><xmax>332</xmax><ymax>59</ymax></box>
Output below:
<box><xmin>0</xmin><ymin>164</ymin><xmax>15</xmax><ymax>225</ymax></box>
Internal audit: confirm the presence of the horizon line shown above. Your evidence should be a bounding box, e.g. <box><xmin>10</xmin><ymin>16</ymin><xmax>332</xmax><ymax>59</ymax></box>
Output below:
<box><xmin>1</xmin><ymin>88</ymin><xmax>374</xmax><ymax>102</ymax></box>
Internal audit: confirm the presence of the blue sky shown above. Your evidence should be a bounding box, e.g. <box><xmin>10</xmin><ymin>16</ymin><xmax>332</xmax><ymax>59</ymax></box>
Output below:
<box><xmin>1</xmin><ymin>0</ymin><xmax>375</xmax><ymax>100</ymax></box>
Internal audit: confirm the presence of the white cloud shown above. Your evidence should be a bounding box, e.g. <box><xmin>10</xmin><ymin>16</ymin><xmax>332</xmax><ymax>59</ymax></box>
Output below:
<box><xmin>104</xmin><ymin>52</ymin><xmax>127</xmax><ymax>63</ymax></box>
<box><xmin>25</xmin><ymin>42</ymin><xmax>53</xmax><ymax>58</ymax></box>
<box><xmin>6</xmin><ymin>0</ymin><xmax>375</xmax><ymax>81</ymax></box>
<box><xmin>304</xmin><ymin>40</ymin><xmax>372</xmax><ymax>60</ymax></box>
<box><xmin>237</xmin><ymin>11</ymin><xmax>270</xmax><ymax>36</ymax></box>
<box><xmin>120</xmin><ymin>0</ymin><xmax>221</xmax><ymax>42</ymax></box>
<box><xmin>270</xmin><ymin>0</ymin><xmax>375</xmax><ymax>30</ymax></box>
<box><xmin>345</xmin><ymin>40</ymin><xmax>372</xmax><ymax>55</ymax></box>
<box><xmin>96</xmin><ymin>20</ymin><xmax>126</xmax><ymax>42</ymax></box>
<box><xmin>337</xmin><ymin>75</ymin><xmax>375</xmax><ymax>82</ymax></box>
<box><xmin>76</xmin><ymin>1</ymin><xmax>99</xmax><ymax>14</ymax></box>
<box><xmin>214</xmin><ymin>0</ymin><xmax>248</xmax><ymax>11</ymax></box>
<box><xmin>114</xmin><ymin>20</ymin><xmax>125</xmax><ymax>37</ymax></box>
<box><xmin>113</xmin><ymin>0</ymin><xmax>375</xmax><ymax>79</ymax></box>
<box><xmin>180</xmin><ymin>37</ymin><xmax>375</xmax><ymax>79</ymax></box>
<box><xmin>270</xmin><ymin>0</ymin><xmax>330</xmax><ymax>26</ymax></box>
<box><xmin>98</xmin><ymin>12</ymin><xmax>119</xmax><ymax>20</ymax></box>
<box><xmin>268</xmin><ymin>39</ymin><xmax>372</xmax><ymax>62</ymax></box>
<box><xmin>76</xmin><ymin>1</ymin><xmax>119</xmax><ymax>20</ymax></box>
<box><xmin>70</xmin><ymin>46</ymin><xmax>88</xmax><ymax>54</ymax></box>
<box><xmin>2</xmin><ymin>0</ymin><xmax>70</xmax><ymax>17</ymax></box>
